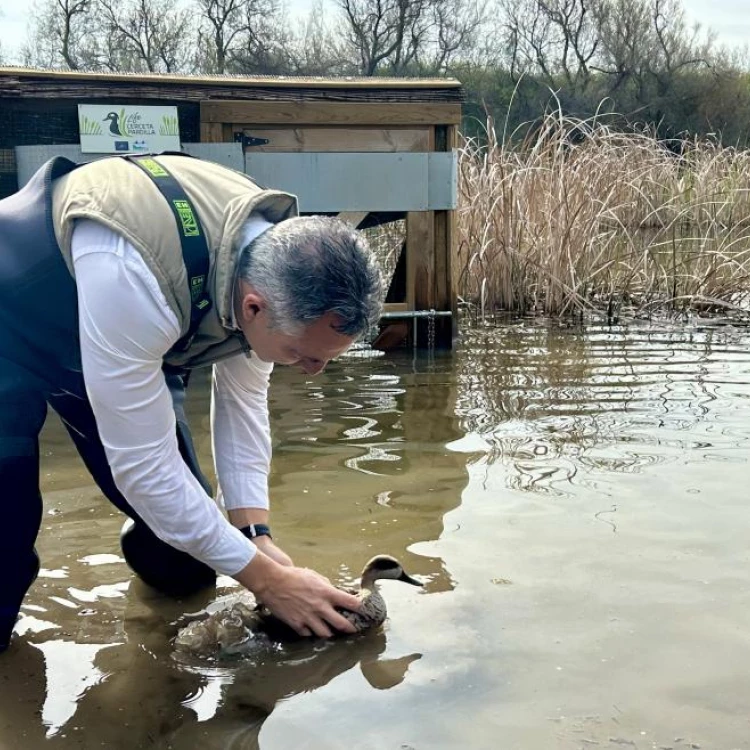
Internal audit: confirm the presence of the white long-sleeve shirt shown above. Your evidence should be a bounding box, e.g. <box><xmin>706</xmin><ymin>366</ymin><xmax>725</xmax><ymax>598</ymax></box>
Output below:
<box><xmin>71</xmin><ymin>218</ymin><xmax>274</xmax><ymax>576</ymax></box>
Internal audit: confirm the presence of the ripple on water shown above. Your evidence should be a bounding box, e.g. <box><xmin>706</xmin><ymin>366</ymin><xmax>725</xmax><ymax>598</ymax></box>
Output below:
<box><xmin>452</xmin><ymin>322</ymin><xmax>750</xmax><ymax>494</ymax></box>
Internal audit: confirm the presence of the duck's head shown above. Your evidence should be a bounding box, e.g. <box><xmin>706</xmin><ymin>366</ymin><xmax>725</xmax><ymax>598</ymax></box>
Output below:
<box><xmin>360</xmin><ymin>555</ymin><xmax>423</xmax><ymax>589</ymax></box>
<box><xmin>103</xmin><ymin>112</ymin><xmax>119</xmax><ymax>121</ymax></box>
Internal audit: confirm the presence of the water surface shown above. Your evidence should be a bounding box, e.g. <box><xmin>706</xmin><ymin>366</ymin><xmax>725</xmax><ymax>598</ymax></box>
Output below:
<box><xmin>2</xmin><ymin>320</ymin><xmax>750</xmax><ymax>749</ymax></box>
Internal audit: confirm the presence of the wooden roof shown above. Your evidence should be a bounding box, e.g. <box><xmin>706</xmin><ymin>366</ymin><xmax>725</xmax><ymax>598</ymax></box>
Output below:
<box><xmin>0</xmin><ymin>66</ymin><xmax>464</xmax><ymax>103</ymax></box>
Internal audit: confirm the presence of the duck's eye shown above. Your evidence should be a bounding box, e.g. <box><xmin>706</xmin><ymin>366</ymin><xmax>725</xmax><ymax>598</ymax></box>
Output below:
<box><xmin>375</xmin><ymin>559</ymin><xmax>400</xmax><ymax>571</ymax></box>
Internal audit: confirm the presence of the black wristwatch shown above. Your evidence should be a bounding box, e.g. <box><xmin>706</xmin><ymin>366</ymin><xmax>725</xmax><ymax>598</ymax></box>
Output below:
<box><xmin>239</xmin><ymin>523</ymin><xmax>272</xmax><ymax>540</ymax></box>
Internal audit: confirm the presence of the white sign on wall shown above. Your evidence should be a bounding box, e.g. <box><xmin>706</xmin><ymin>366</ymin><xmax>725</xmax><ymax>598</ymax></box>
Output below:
<box><xmin>78</xmin><ymin>104</ymin><xmax>181</xmax><ymax>154</ymax></box>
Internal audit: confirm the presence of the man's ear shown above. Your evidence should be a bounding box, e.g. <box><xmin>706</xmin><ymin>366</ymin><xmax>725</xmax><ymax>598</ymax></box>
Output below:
<box><xmin>239</xmin><ymin>290</ymin><xmax>265</xmax><ymax>322</ymax></box>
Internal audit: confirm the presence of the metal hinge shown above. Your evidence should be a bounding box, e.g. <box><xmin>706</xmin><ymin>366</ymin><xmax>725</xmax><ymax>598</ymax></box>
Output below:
<box><xmin>233</xmin><ymin>132</ymin><xmax>270</xmax><ymax>149</ymax></box>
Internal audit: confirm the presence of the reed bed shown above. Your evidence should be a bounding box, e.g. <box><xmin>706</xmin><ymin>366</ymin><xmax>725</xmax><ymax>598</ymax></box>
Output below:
<box><xmin>456</xmin><ymin>111</ymin><xmax>750</xmax><ymax>321</ymax></box>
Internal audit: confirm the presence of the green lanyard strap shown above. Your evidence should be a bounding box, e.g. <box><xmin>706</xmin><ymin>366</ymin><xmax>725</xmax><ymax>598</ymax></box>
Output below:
<box><xmin>124</xmin><ymin>154</ymin><xmax>211</xmax><ymax>353</ymax></box>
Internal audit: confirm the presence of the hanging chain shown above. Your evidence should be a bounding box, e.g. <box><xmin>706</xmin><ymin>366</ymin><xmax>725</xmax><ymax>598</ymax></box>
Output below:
<box><xmin>427</xmin><ymin>308</ymin><xmax>436</xmax><ymax>358</ymax></box>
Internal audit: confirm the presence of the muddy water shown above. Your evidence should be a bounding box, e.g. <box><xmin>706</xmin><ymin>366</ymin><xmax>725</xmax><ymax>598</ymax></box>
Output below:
<box><xmin>2</xmin><ymin>321</ymin><xmax>750</xmax><ymax>749</ymax></box>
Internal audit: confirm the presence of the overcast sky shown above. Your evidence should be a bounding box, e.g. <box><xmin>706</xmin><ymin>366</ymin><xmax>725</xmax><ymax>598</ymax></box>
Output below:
<box><xmin>0</xmin><ymin>0</ymin><xmax>747</xmax><ymax>62</ymax></box>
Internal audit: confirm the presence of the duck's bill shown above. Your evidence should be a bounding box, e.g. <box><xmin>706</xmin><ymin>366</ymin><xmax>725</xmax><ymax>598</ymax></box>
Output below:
<box><xmin>399</xmin><ymin>571</ymin><xmax>423</xmax><ymax>587</ymax></box>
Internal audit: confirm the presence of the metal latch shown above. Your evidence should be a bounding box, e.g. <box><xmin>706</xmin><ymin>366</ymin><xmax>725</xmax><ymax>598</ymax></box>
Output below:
<box><xmin>234</xmin><ymin>132</ymin><xmax>270</xmax><ymax>149</ymax></box>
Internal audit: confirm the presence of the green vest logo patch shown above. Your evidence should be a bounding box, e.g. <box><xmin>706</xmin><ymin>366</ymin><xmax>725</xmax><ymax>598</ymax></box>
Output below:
<box><xmin>190</xmin><ymin>274</ymin><xmax>206</xmax><ymax>301</ymax></box>
<box><xmin>173</xmin><ymin>199</ymin><xmax>200</xmax><ymax>237</ymax></box>
<box><xmin>138</xmin><ymin>158</ymin><xmax>169</xmax><ymax>177</ymax></box>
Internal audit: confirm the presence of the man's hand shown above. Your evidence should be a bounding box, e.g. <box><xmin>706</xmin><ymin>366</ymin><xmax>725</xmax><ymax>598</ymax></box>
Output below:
<box><xmin>234</xmin><ymin>553</ymin><xmax>362</xmax><ymax>638</ymax></box>
<box><xmin>253</xmin><ymin>535</ymin><xmax>293</xmax><ymax>567</ymax></box>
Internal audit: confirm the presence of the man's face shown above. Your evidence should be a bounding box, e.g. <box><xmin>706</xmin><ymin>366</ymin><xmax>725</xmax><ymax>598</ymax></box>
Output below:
<box><xmin>236</xmin><ymin>284</ymin><xmax>356</xmax><ymax>375</ymax></box>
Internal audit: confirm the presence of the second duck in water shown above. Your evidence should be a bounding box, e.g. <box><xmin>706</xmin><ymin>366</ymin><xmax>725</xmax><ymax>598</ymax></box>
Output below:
<box><xmin>174</xmin><ymin>554</ymin><xmax>423</xmax><ymax>658</ymax></box>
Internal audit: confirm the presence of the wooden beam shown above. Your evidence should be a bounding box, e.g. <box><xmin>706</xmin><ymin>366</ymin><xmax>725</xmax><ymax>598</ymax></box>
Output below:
<box><xmin>432</xmin><ymin>124</ymin><xmax>458</xmax><ymax>346</ymax></box>
<box><xmin>235</xmin><ymin>127</ymin><xmax>430</xmax><ymax>153</ymax></box>
<box><xmin>383</xmin><ymin>302</ymin><xmax>409</xmax><ymax>313</ymax></box>
<box><xmin>0</xmin><ymin>67</ymin><xmax>462</xmax><ymax>90</ymax></box>
<box><xmin>406</xmin><ymin>211</ymin><xmax>433</xmax><ymax>317</ymax></box>
<box><xmin>202</xmin><ymin>100</ymin><xmax>462</xmax><ymax>126</ymax></box>
<box><xmin>200</xmin><ymin>122</ymin><xmax>224</xmax><ymax>143</ymax></box>
<box><xmin>404</xmin><ymin>126</ymin><xmax>440</xmax><ymax>347</ymax></box>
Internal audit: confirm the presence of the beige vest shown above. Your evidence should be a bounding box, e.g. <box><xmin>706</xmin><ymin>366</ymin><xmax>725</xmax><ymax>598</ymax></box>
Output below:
<box><xmin>52</xmin><ymin>154</ymin><xmax>298</xmax><ymax>369</ymax></box>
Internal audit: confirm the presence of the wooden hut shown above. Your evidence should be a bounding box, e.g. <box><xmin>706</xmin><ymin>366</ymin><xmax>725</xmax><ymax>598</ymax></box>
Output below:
<box><xmin>0</xmin><ymin>67</ymin><xmax>463</xmax><ymax>347</ymax></box>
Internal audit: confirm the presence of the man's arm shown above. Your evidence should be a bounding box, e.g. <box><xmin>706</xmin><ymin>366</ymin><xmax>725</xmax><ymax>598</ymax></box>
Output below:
<box><xmin>72</xmin><ymin>220</ymin><xmax>257</xmax><ymax>576</ymax></box>
<box><xmin>212</xmin><ymin>353</ymin><xmax>292</xmax><ymax>566</ymax></box>
<box><xmin>210</xmin><ymin>337</ymin><xmax>364</xmax><ymax>634</ymax></box>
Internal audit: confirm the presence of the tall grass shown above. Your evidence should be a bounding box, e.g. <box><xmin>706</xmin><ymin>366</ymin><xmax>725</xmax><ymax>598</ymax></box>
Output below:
<box><xmin>456</xmin><ymin>110</ymin><xmax>750</xmax><ymax>321</ymax></box>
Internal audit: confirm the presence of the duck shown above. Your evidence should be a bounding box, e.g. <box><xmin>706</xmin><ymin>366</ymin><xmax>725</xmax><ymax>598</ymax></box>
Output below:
<box><xmin>173</xmin><ymin>555</ymin><xmax>422</xmax><ymax>657</ymax></box>
<box><xmin>335</xmin><ymin>554</ymin><xmax>423</xmax><ymax>632</ymax></box>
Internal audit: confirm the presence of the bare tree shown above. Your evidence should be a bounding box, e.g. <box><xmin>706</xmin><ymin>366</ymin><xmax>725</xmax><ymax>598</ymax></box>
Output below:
<box><xmin>589</xmin><ymin>0</ymin><xmax>651</xmax><ymax>92</ymax></box>
<box><xmin>96</xmin><ymin>0</ymin><xmax>195</xmax><ymax>73</ymax></box>
<box><xmin>335</xmin><ymin>0</ymin><xmax>484</xmax><ymax>75</ymax></box>
<box><xmin>540</xmin><ymin>0</ymin><xmax>598</xmax><ymax>87</ymax></box>
<box><xmin>24</xmin><ymin>0</ymin><xmax>197</xmax><ymax>72</ymax></box>
<box><xmin>648</xmin><ymin>0</ymin><xmax>710</xmax><ymax>91</ymax></box>
<box><xmin>500</xmin><ymin>0</ymin><xmax>597</xmax><ymax>88</ymax></box>
<box><xmin>501</xmin><ymin>0</ymin><xmax>556</xmax><ymax>81</ymax></box>
<box><xmin>22</xmin><ymin>0</ymin><xmax>96</xmax><ymax>70</ymax></box>
<box><xmin>591</xmin><ymin>0</ymin><xmax>710</xmax><ymax>97</ymax></box>
<box><xmin>194</xmin><ymin>0</ymin><xmax>283</xmax><ymax>74</ymax></box>
<box><xmin>336</xmin><ymin>0</ymin><xmax>422</xmax><ymax>75</ymax></box>
<box><xmin>195</xmin><ymin>0</ymin><xmax>244</xmax><ymax>73</ymax></box>
<box><xmin>427</xmin><ymin>0</ymin><xmax>487</xmax><ymax>72</ymax></box>
<box><xmin>227</xmin><ymin>1</ymin><xmax>296</xmax><ymax>74</ymax></box>
<box><xmin>288</xmin><ymin>1</ymin><xmax>350</xmax><ymax>75</ymax></box>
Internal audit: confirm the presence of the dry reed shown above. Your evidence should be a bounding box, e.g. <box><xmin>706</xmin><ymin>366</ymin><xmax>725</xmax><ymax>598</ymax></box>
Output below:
<box><xmin>456</xmin><ymin>110</ymin><xmax>750</xmax><ymax>321</ymax></box>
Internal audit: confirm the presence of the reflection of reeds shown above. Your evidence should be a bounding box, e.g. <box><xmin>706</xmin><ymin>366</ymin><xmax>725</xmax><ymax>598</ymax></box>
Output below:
<box><xmin>457</xmin><ymin>110</ymin><xmax>750</xmax><ymax>320</ymax></box>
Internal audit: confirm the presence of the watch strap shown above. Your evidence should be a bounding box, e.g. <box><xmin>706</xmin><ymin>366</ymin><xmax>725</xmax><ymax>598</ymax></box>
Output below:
<box><xmin>239</xmin><ymin>523</ymin><xmax>272</xmax><ymax>540</ymax></box>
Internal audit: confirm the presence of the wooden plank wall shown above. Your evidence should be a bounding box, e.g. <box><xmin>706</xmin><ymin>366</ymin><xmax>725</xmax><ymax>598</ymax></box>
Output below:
<box><xmin>200</xmin><ymin>99</ymin><xmax>459</xmax><ymax>348</ymax></box>
<box><xmin>201</xmin><ymin>101</ymin><xmax>461</xmax><ymax>126</ymax></box>
<box><xmin>233</xmin><ymin>128</ymin><xmax>428</xmax><ymax>153</ymax></box>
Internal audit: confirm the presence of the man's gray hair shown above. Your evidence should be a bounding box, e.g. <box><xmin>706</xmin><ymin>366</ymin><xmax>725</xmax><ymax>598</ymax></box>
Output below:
<box><xmin>237</xmin><ymin>216</ymin><xmax>383</xmax><ymax>337</ymax></box>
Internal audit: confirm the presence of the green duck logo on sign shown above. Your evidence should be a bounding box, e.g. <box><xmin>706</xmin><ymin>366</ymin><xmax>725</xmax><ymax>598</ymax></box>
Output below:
<box><xmin>103</xmin><ymin>111</ymin><xmax>125</xmax><ymax>136</ymax></box>
<box><xmin>102</xmin><ymin>109</ymin><xmax>157</xmax><ymax>139</ymax></box>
